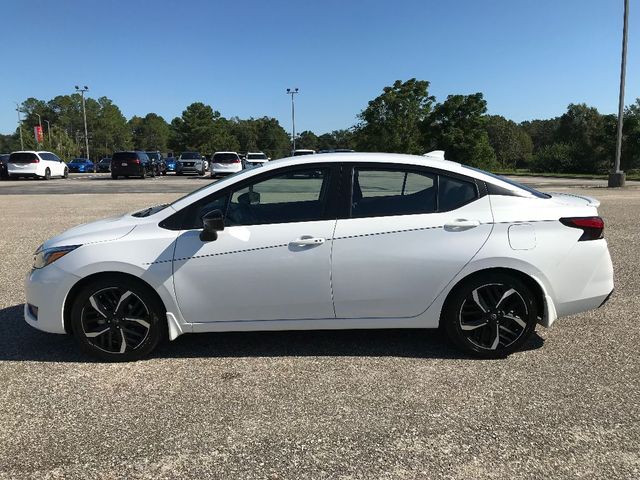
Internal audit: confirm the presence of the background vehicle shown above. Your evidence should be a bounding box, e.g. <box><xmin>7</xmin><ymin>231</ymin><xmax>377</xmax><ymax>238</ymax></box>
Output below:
<box><xmin>145</xmin><ymin>151</ymin><xmax>166</xmax><ymax>175</ymax></box>
<box><xmin>67</xmin><ymin>158</ymin><xmax>95</xmax><ymax>173</ymax></box>
<box><xmin>210</xmin><ymin>151</ymin><xmax>242</xmax><ymax>177</ymax></box>
<box><xmin>110</xmin><ymin>151</ymin><xmax>154</xmax><ymax>179</ymax></box>
<box><xmin>7</xmin><ymin>151</ymin><xmax>68</xmax><ymax>180</ymax></box>
<box><xmin>176</xmin><ymin>152</ymin><xmax>205</xmax><ymax>175</ymax></box>
<box><xmin>24</xmin><ymin>153</ymin><xmax>613</xmax><ymax>361</ymax></box>
<box><xmin>292</xmin><ymin>149</ymin><xmax>315</xmax><ymax>156</ymax></box>
<box><xmin>164</xmin><ymin>155</ymin><xmax>177</xmax><ymax>173</ymax></box>
<box><xmin>96</xmin><ymin>158</ymin><xmax>112</xmax><ymax>173</ymax></box>
<box><xmin>0</xmin><ymin>153</ymin><xmax>9</xmax><ymax>179</ymax></box>
<box><xmin>244</xmin><ymin>152</ymin><xmax>269</xmax><ymax>169</ymax></box>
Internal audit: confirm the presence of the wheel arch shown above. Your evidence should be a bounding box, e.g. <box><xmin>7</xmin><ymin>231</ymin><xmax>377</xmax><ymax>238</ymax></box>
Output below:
<box><xmin>439</xmin><ymin>267</ymin><xmax>550</xmax><ymax>327</ymax></box>
<box><xmin>63</xmin><ymin>271</ymin><xmax>168</xmax><ymax>334</ymax></box>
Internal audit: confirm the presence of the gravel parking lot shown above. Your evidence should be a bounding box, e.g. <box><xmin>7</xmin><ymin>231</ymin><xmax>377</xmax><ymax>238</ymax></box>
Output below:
<box><xmin>0</xmin><ymin>175</ymin><xmax>638</xmax><ymax>479</ymax></box>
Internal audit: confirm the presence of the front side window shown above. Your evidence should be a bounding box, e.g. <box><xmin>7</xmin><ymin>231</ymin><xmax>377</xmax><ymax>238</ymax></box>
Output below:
<box><xmin>351</xmin><ymin>168</ymin><xmax>437</xmax><ymax>218</ymax></box>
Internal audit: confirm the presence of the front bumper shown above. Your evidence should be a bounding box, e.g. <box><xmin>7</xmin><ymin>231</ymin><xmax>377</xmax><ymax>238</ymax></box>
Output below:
<box><xmin>24</xmin><ymin>264</ymin><xmax>81</xmax><ymax>334</ymax></box>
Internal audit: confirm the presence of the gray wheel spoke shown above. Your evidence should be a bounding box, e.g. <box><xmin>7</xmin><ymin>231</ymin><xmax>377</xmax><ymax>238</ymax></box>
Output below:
<box><xmin>461</xmin><ymin>319</ymin><xmax>488</xmax><ymax>331</ymax></box>
<box><xmin>89</xmin><ymin>295</ymin><xmax>109</xmax><ymax>318</ymax></box>
<box><xmin>495</xmin><ymin>288</ymin><xmax>516</xmax><ymax>309</ymax></box>
<box><xmin>85</xmin><ymin>328</ymin><xmax>109</xmax><ymax>338</ymax></box>
<box><xmin>119</xmin><ymin>329</ymin><xmax>127</xmax><ymax>354</ymax></box>
<box><xmin>471</xmin><ymin>289</ymin><xmax>488</xmax><ymax>312</ymax></box>
<box><xmin>503</xmin><ymin>313</ymin><xmax>527</xmax><ymax>329</ymax></box>
<box><xmin>114</xmin><ymin>291</ymin><xmax>132</xmax><ymax>314</ymax></box>
<box><xmin>124</xmin><ymin>317</ymin><xmax>150</xmax><ymax>329</ymax></box>
<box><xmin>490</xmin><ymin>323</ymin><xmax>500</xmax><ymax>350</ymax></box>
<box><xmin>499</xmin><ymin>324</ymin><xmax>517</xmax><ymax>337</ymax></box>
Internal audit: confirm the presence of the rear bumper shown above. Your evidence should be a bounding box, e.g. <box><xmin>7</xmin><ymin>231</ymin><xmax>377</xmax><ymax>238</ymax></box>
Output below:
<box><xmin>112</xmin><ymin>166</ymin><xmax>146</xmax><ymax>176</ymax></box>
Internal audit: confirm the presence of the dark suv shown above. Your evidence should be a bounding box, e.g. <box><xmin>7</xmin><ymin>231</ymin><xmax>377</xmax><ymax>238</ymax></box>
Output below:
<box><xmin>110</xmin><ymin>151</ymin><xmax>155</xmax><ymax>179</ymax></box>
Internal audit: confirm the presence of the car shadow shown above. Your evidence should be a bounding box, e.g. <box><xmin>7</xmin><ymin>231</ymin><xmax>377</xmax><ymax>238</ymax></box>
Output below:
<box><xmin>0</xmin><ymin>304</ymin><xmax>545</xmax><ymax>363</ymax></box>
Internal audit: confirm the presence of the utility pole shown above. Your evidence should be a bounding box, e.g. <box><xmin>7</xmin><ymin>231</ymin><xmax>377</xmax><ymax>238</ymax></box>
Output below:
<box><xmin>75</xmin><ymin>85</ymin><xmax>90</xmax><ymax>160</ymax></box>
<box><xmin>609</xmin><ymin>0</ymin><xmax>629</xmax><ymax>188</ymax></box>
<box><xmin>15</xmin><ymin>103</ymin><xmax>24</xmax><ymax>150</ymax></box>
<box><xmin>286</xmin><ymin>88</ymin><xmax>299</xmax><ymax>152</ymax></box>
<box><xmin>44</xmin><ymin>119</ymin><xmax>51</xmax><ymax>145</ymax></box>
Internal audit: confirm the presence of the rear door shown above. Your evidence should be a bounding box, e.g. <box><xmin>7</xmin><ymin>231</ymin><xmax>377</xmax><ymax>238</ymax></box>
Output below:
<box><xmin>331</xmin><ymin>164</ymin><xmax>493</xmax><ymax>319</ymax></box>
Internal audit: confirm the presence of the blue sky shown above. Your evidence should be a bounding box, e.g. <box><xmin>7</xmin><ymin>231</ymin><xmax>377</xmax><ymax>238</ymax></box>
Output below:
<box><xmin>1</xmin><ymin>0</ymin><xmax>638</xmax><ymax>135</ymax></box>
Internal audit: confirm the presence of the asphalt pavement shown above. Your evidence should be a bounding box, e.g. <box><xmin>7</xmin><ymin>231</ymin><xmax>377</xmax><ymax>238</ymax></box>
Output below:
<box><xmin>0</xmin><ymin>177</ymin><xmax>638</xmax><ymax>479</ymax></box>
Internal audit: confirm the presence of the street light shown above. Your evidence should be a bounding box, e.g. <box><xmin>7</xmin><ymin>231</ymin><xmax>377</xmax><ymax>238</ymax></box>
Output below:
<box><xmin>609</xmin><ymin>0</ymin><xmax>629</xmax><ymax>188</ymax></box>
<box><xmin>15</xmin><ymin>102</ymin><xmax>24</xmax><ymax>150</ymax></box>
<box><xmin>75</xmin><ymin>85</ymin><xmax>90</xmax><ymax>160</ymax></box>
<box><xmin>286</xmin><ymin>88</ymin><xmax>299</xmax><ymax>152</ymax></box>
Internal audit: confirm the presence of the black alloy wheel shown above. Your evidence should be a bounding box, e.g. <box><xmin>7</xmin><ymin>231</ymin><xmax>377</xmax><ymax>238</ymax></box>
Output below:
<box><xmin>442</xmin><ymin>272</ymin><xmax>537</xmax><ymax>358</ymax></box>
<box><xmin>70</xmin><ymin>277</ymin><xmax>166</xmax><ymax>361</ymax></box>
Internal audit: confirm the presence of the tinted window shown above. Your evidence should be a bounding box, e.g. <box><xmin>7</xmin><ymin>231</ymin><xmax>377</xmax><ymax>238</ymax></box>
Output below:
<box><xmin>71</xmin><ymin>158</ymin><xmax>87</xmax><ymax>163</ymax></box>
<box><xmin>146</xmin><ymin>152</ymin><xmax>161</xmax><ymax>161</ymax></box>
<box><xmin>137</xmin><ymin>152</ymin><xmax>150</xmax><ymax>162</ymax></box>
<box><xmin>9</xmin><ymin>152</ymin><xmax>38</xmax><ymax>163</ymax></box>
<box><xmin>351</xmin><ymin>168</ymin><xmax>437</xmax><ymax>218</ymax></box>
<box><xmin>180</xmin><ymin>152</ymin><xmax>200</xmax><ymax>160</ymax></box>
<box><xmin>293</xmin><ymin>150</ymin><xmax>314</xmax><ymax>156</ymax></box>
<box><xmin>213</xmin><ymin>153</ymin><xmax>239</xmax><ymax>163</ymax></box>
<box><xmin>464</xmin><ymin>166</ymin><xmax>550</xmax><ymax>199</ymax></box>
<box><xmin>40</xmin><ymin>153</ymin><xmax>60</xmax><ymax>161</ymax></box>
<box><xmin>247</xmin><ymin>153</ymin><xmax>267</xmax><ymax>160</ymax></box>
<box><xmin>438</xmin><ymin>176</ymin><xmax>477</xmax><ymax>211</ymax></box>
<box><xmin>112</xmin><ymin>152</ymin><xmax>134</xmax><ymax>161</ymax></box>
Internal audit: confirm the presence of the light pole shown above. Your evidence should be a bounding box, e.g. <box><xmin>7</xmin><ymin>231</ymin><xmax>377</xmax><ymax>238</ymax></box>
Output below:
<box><xmin>286</xmin><ymin>88</ymin><xmax>299</xmax><ymax>152</ymax></box>
<box><xmin>15</xmin><ymin>103</ymin><xmax>24</xmax><ymax>150</ymax></box>
<box><xmin>44</xmin><ymin>120</ymin><xmax>51</xmax><ymax>145</ymax></box>
<box><xmin>75</xmin><ymin>85</ymin><xmax>90</xmax><ymax>160</ymax></box>
<box><xmin>609</xmin><ymin>0</ymin><xmax>629</xmax><ymax>188</ymax></box>
<box><xmin>35</xmin><ymin>113</ymin><xmax>42</xmax><ymax>147</ymax></box>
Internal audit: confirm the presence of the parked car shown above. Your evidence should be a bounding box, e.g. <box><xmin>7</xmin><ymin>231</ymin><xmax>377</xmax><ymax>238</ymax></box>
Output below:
<box><xmin>23</xmin><ymin>152</ymin><xmax>614</xmax><ymax>361</ymax></box>
<box><xmin>145</xmin><ymin>151</ymin><xmax>166</xmax><ymax>176</ymax></box>
<box><xmin>67</xmin><ymin>158</ymin><xmax>96</xmax><ymax>173</ymax></box>
<box><xmin>96</xmin><ymin>158</ymin><xmax>112</xmax><ymax>173</ymax></box>
<box><xmin>7</xmin><ymin>151</ymin><xmax>68</xmax><ymax>180</ymax></box>
<box><xmin>164</xmin><ymin>155</ymin><xmax>178</xmax><ymax>174</ymax></box>
<box><xmin>110</xmin><ymin>151</ymin><xmax>155</xmax><ymax>179</ymax></box>
<box><xmin>244</xmin><ymin>152</ymin><xmax>269</xmax><ymax>169</ymax></box>
<box><xmin>176</xmin><ymin>152</ymin><xmax>205</xmax><ymax>176</ymax></box>
<box><xmin>292</xmin><ymin>149</ymin><xmax>315</xmax><ymax>156</ymax></box>
<box><xmin>210</xmin><ymin>151</ymin><xmax>242</xmax><ymax>178</ymax></box>
<box><xmin>0</xmin><ymin>153</ymin><xmax>9</xmax><ymax>179</ymax></box>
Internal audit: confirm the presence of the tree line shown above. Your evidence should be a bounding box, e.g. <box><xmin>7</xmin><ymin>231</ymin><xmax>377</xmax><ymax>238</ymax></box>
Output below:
<box><xmin>1</xmin><ymin>78</ymin><xmax>639</xmax><ymax>174</ymax></box>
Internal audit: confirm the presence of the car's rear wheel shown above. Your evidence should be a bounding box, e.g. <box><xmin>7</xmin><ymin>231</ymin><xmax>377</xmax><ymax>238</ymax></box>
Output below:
<box><xmin>70</xmin><ymin>276</ymin><xmax>166</xmax><ymax>361</ymax></box>
<box><xmin>43</xmin><ymin>168</ymin><xmax>51</xmax><ymax>180</ymax></box>
<box><xmin>442</xmin><ymin>272</ymin><xmax>538</xmax><ymax>358</ymax></box>
<box><xmin>63</xmin><ymin>168</ymin><xmax>69</xmax><ymax>179</ymax></box>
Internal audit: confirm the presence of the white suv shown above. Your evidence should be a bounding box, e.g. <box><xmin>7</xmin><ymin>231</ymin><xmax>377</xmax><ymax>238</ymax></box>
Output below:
<box><xmin>210</xmin><ymin>151</ymin><xmax>242</xmax><ymax>178</ymax></box>
<box><xmin>7</xmin><ymin>151</ymin><xmax>68</xmax><ymax>180</ymax></box>
<box><xmin>244</xmin><ymin>152</ymin><xmax>269</xmax><ymax>169</ymax></box>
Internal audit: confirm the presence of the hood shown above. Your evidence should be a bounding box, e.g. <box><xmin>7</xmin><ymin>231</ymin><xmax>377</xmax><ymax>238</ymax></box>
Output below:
<box><xmin>42</xmin><ymin>212</ymin><xmax>139</xmax><ymax>250</ymax></box>
<box><xmin>547</xmin><ymin>192</ymin><xmax>600</xmax><ymax>208</ymax></box>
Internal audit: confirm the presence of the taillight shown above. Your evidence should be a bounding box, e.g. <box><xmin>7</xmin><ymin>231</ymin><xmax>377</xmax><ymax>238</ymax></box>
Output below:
<box><xmin>132</xmin><ymin>158</ymin><xmax>140</xmax><ymax>164</ymax></box>
<box><xmin>560</xmin><ymin>217</ymin><xmax>604</xmax><ymax>241</ymax></box>
<box><xmin>233</xmin><ymin>158</ymin><xmax>240</xmax><ymax>163</ymax></box>
<box><xmin>31</xmin><ymin>157</ymin><xmax>40</xmax><ymax>163</ymax></box>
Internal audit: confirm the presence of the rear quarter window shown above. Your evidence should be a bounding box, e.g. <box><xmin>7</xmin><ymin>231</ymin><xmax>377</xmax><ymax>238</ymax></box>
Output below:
<box><xmin>438</xmin><ymin>176</ymin><xmax>478</xmax><ymax>211</ymax></box>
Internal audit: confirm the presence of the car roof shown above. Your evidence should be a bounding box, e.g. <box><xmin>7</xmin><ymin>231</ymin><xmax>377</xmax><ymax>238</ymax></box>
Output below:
<box><xmin>11</xmin><ymin>150</ymin><xmax>52</xmax><ymax>154</ymax></box>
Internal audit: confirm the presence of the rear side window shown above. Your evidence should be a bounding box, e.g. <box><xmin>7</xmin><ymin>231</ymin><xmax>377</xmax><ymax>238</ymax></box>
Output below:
<box><xmin>351</xmin><ymin>168</ymin><xmax>437</xmax><ymax>218</ymax></box>
<box><xmin>213</xmin><ymin>153</ymin><xmax>239</xmax><ymax>163</ymax></box>
<box><xmin>9</xmin><ymin>152</ymin><xmax>38</xmax><ymax>163</ymax></box>
<box><xmin>138</xmin><ymin>152</ymin><xmax>150</xmax><ymax>162</ymax></box>
<box><xmin>40</xmin><ymin>153</ymin><xmax>60</xmax><ymax>161</ymax></box>
<box><xmin>112</xmin><ymin>152</ymin><xmax>137</xmax><ymax>161</ymax></box>
<box><xmin>438</xmin><ymin>176</ymin><xmax>477</xmax><ymax>211</ymax></box>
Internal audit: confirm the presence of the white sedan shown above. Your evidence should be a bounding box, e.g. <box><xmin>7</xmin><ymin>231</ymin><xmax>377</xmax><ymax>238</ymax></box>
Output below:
<box><xmin>24</xmin><ymin>153</ymin><xmax>614</xmax><ymax>361</ymax></box>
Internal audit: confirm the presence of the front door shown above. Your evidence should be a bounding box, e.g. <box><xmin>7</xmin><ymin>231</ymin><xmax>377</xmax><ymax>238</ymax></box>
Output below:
<box><xmin>172</xmin><ymin>166</ymin><xmax>338</xmax><ymax>323</ymax></box>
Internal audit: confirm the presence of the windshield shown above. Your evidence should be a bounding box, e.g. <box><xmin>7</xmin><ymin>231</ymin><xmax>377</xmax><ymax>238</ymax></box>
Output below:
<box><xmin>465</xmin><ymin>166</ymin><xmax>551</xmax><ymax>199</ymax></box>
<box><xmin>72</xmin><ymin>158</ymin><xmax>87</xmax><ymax>163</ymax></box>
<box><xmin>146</xmin><ymin>152</ymin><xmax>161</xmax><ymax>160</ymax></box>
<box><xmin>100</xmin><ymin>158</ymin><xmax>111</xmax><ymax>164</ymax></box>
<box><xmin>180</xmin><ymin>152</ymin><xmax>200</xmax><ymax>160</ymax></box>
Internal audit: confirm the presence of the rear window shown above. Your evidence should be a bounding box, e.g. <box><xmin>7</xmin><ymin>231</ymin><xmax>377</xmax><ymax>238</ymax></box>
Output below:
<box><xmin>247</xmin><ymin>153</ymin><xmax>267</xmax><ymax>160</ymax></box>
<box><xmin>112</xmin><ymin>152</ymin><xmax>138</xmax><ymax>161</ymax></box>
<box><xmin>180</xmin><ymin>152</ymin><xmax>200</xmax><ymax>160</ymax></box>
<box><xmin>9</xmin><ymin>152</ymin><xmax>38</xmax><ymax>163</ymax></box>
<box><xmin>213</xmin><ymin>153</ymin><xmax>239</xmax><ymax>163</ymax></box>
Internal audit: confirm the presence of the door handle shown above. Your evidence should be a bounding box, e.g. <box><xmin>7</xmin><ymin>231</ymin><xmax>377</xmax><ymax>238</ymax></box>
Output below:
<box><xmin>289</xmin><ymin>236</ymin><xmax>326</xmax><ymax>247</ymax></box>
<box><xmin>444</xmin><ymin>219</ymin><xmax>481</xmax><ymax>232</ymax></box>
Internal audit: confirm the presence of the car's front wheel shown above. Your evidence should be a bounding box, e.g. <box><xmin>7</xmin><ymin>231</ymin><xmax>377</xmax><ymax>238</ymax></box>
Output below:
<box><xmin>43</xmin><ymin>168</ymin><xmax>51</xmax><ymax>180</ymax></box>
<box><xmin>441</xmin><ymin>272</ymin><xmax>538</xmax><ymax>358</ymax></box>
<box><xmin>70</xmin><ymin>276</ymin><xmax>166</xmax><ymax>361</ymax></box>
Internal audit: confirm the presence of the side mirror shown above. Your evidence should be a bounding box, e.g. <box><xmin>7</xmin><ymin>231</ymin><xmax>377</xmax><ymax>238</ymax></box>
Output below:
<box><xmin>200</xmin><ymin>209</ymin><xmax>224</xmax><ymax>242</ymax></box>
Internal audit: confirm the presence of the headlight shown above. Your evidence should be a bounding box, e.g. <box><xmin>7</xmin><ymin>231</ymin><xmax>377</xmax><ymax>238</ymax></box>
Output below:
<box><xmin>33</xmin><ymin>245</ymin><xmax>81</xmax><ymax>269</ymax></box>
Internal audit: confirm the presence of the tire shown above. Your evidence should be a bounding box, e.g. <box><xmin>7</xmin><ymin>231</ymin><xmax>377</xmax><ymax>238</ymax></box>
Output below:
<box><xmin>441</xmin><ymin>272</ymin><xmax>538</xmax><ymax>358</ymax></box>
<box><xmin>162</xmin><ymin>171</ymin><xmax>166</xmax><ymax>176</ymax></box>
<box><xmin>63</xmin><ymin>168</ymin><xmax>69</xmax><ymax>179</ymax></box>
<box><xmin>210</xmin><ymin>173</ymin><xmax>216</xmax><ymax>179</ymax></box>
<box><xmin>111</xmin><ymin>173</ymin><xmax>118</xmax><ymax>180</ymax></box>
<box><xmin>69</xmin><ymin>275</ymin><xmax>166</xmax><ymax>361</ymax></box>
<box><xmin>43</xmin><ymin>168</ymin><xmax>51</xmax><ymax>180</ymax></box>
<box><xmin>140</xmin><ymin>170</ymin><xmax>146</xmax><ymax>179</ymax></box>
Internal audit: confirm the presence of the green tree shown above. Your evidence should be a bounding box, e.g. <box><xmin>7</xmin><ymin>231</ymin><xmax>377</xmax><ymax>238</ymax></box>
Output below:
<box><xmin>484</xmin><ymin>115</ymin><xmax>533</xmax><ymax>169</ymax></box>
<box><xmin>169</xmin><ymin>102</ymin><xmax>218</xmax><ymax>154</ymax></box>
<box><xmin>295</xmin><ymin>130</ymin><xmax>318</xmax><ymax>150</ymax></box>
<box><xmin>130</xmin><ymin>113</ymin><xmax>170</xmax><ymax>152</ymax></box>
<box><xmin>424</xmin><ymin>93</ymin><xmax>497</xmax><ymax>168</ymax></box>
<box><xmin>356</xmin><ymin>78</ymin><xmax>434</xmax><ymax>154</ymax></box>
<box><xmin>530</xmin><ymin>143</ymin><xmax>574</xmax><ymax>173</ymax></box>
<box><xmin>520</xmin><ymin>118</ymin><xmax>560</xmax><ymax>152</ymax></box>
